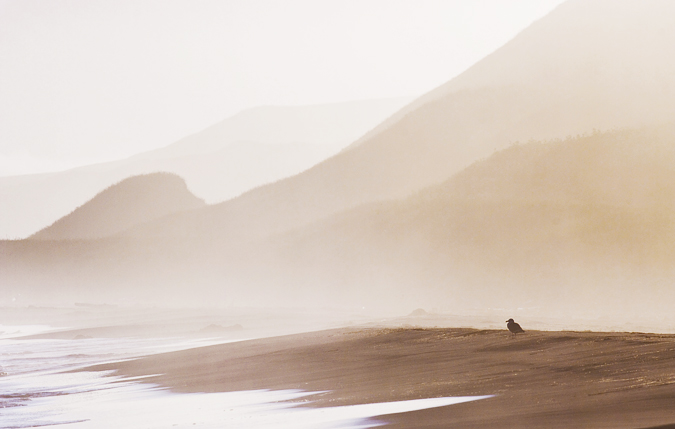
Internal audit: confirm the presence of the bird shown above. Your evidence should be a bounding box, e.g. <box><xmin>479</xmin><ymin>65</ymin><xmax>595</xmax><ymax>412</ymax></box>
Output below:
<box><xmin>506</xmin><ymin>318</ymin><xmax>525</xmax><ymax>336</ymax></box>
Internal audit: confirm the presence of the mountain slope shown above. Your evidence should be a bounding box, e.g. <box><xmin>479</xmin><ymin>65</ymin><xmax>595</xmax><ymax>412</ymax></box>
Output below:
<box><xmin>6</xmin><ymin>126</ymin><xmax>675</xmax><ymax>320</ymax></box>
<box><xmin>0</xmin><ymin>97</ymin><xmax>412</xmax><ymax>239</ymax></box>
<box><xmin>117</xmin><ymin>0</ymin><xmax>675</xmax><ymax>244</ymax></box>
<box><xmin>7</xmin><ymin>0</ymin><xmax>675</xmax><ymax>321</ymax></box>
<box><xmin>347</xmin><ymin>0</ymin><xmax>675</xmax><ymax>151</ymax></box>
<box><xmin>30</xmin><ymin>173</ymin><xmax>205</xmax><ymax>240</ymax></box>
<box><xmin>150</xmin><ymin>98</ymin><xmax>416</xmax><ymax>159</ymax></box>
<box><xmin>255</xmin><ymin>126</ymin><xmax>675</xmax><ymax>316</ymax></box>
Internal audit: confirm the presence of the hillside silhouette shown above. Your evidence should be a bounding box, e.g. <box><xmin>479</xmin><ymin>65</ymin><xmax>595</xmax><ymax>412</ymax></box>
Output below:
<box><xmin>260</xmin><ymin>126</ymin><xmax>675</xmax><ymax>316</ymax></box>
<box><xmin>5</xmin><ymin>126</ymin><xmax>675</xmax><ymax>320</ymax></box>
<box><xmin>106</xmin><ymin>0</ymin><xmax>675</xmax><ymax>246</ymax></box>
<box><xmin>5</xmin><ymin>1</ymin><xmax>675</xmax><ymax>324</ymax></box>
<box><xmin>30</xmin><ymin>173</ymin><xmax>205</xmax><ymax>240</ymax></box>
<box><xmin>0</xmin><ymin>97</ymin><xmax>411</xmax><ymax>239</ymax></box>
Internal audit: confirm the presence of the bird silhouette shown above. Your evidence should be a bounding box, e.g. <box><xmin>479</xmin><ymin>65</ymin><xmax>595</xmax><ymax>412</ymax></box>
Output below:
<box><xmin>506</xmin><ymin>318</ymin><xmax>525</xmax><ymax>336</ymax></box>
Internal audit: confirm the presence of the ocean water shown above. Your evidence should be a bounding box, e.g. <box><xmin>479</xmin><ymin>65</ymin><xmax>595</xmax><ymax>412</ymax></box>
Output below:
<box><xmin>0</xmin><ymin>325</ymin><xmax>491</xmax><ymax>428</ymax></box>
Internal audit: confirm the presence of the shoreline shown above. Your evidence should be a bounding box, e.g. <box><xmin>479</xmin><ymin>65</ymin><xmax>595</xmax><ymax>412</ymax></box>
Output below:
<box><xmin>88</xmin><ymin>326</ymin><xmax>675</xmax><ymax>428</ymax></box>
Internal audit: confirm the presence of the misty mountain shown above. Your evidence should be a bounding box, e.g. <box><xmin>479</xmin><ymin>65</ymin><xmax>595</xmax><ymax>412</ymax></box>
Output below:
<box><xmin>347</xmin><ymin>0</ymin><xmax>675</xmax><ymax>151</ymax></box>
<box><xmin>0</xmin><ymin>97</ymin><xmax>412</xmax><ymax>239</ymax></box>
<box><xmin>5</xmin><ymin>0</ymin><xmax>675</xmax><ymax>321</ymax></box>
<box><xmin>109</xmin><ymin>0</ymin><xmax>675</xmax><ymax>245</ymax></box>
<box><xmin>5</xmin><ymin>126</ymin><xmax>675</xmax><ymax>318</ymax></box>
<box><xmin>263</xmin><ymin>127</ymin><xmax>675</xmax><ymax>315</ymax></box>
<box><xmin>31</xmin><ymin>173</ymin><xmax>205</xmax><ymax>240</ymax></box>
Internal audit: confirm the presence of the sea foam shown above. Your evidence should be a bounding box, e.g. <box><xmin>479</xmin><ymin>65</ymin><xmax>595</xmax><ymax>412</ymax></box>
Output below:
<box><xmin>0</xmin><ymin>326</ymin><xmax>491</xmax><ymax>428</ymax></box>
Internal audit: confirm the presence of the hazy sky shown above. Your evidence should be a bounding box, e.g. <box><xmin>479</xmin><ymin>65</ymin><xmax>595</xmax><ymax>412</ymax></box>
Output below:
<box><xmin>0</xmin><ymin>0</ymin><xmax>564</xmax><ymax>175</ymax></box>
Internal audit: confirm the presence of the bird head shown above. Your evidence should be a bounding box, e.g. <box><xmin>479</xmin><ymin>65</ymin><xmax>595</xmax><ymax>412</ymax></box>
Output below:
<box><xmin>506</xmin><ymin>318</ymin><xmax>514</xmax><ymax>323</ymax></box>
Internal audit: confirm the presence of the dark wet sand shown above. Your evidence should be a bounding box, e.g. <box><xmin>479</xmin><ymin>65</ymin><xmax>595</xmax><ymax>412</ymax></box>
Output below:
<box><xmin>93</xmin><ymin>327</ymin><xmax>675</xmax><ymax>428</ymax></box>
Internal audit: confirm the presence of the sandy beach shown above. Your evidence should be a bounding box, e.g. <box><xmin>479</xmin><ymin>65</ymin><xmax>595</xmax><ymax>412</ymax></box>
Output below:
<box><xmin>85</xmin><ymin>326</ymin><xmax>675</xmax><ymax>428</ymax></box>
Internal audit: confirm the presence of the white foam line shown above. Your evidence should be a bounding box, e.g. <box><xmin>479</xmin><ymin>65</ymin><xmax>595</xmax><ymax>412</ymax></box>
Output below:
<box><xmin>278</xmin><ymin>395</ymin><xmax>494</xmax><ymax>428</ymax></box>
<box><xmin>2</xmin><ymin>381</ymin><xmax>492</xmax><ymax>429</ymax></box>
<box><xmin>0</xmin><ymin>333</ymin><xmax>494</xmax><ymax>428</ymax></box>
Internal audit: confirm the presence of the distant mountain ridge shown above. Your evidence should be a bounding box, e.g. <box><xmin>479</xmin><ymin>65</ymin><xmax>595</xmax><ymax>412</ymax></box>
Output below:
<box><xmin>30</xmin><ymin>173</ymin><xmax>205</xmax><ymax>240</ymax></box>
<box><xmin>347</xmin><ymin>0</ymin><xmax>675</xmax><ymax>151</ymax></box>
<box><xmin>149</xmin><ymin>98</ymin><xmax>415</xmax><ymax>159</ymax></box>
<box><xmin>0</xmin><ymin>97</ymin><xmax>412</xmax><ymax>239</ymax></box>
<box><xmin>5</xmin><ymin>126</ymin><xmax>675</xmax><ymax>317</ymax></box>
<box><xmin>109</xmin><ymin>0</ymin><xmax>675</xmax><ymax>246</ymax></box>
<box><xmin>243</xmin><ymin>126</ymin><xmax>675</xmax><ymax>315</ymax></box>
<box><xmin>5</xmin><ymin>0</ymin><xmax>675</xmax><ymax>324</ymax></box>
